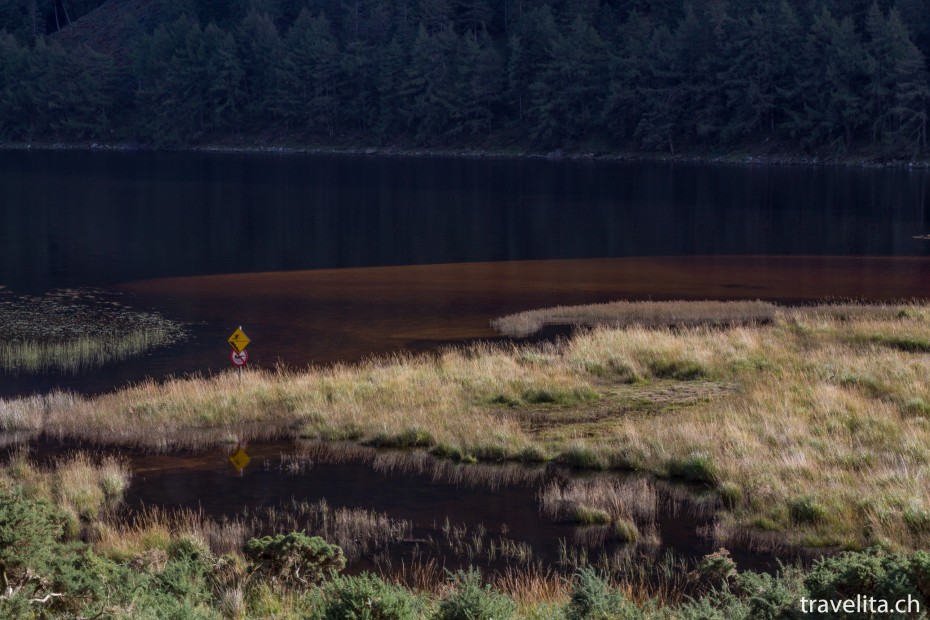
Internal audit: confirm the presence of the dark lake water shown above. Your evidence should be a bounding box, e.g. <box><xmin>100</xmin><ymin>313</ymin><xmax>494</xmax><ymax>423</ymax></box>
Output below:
<box><xmin>2</xmin><ymin>149</ymin><xmax>929</xmax><ymax>292</ymax></box>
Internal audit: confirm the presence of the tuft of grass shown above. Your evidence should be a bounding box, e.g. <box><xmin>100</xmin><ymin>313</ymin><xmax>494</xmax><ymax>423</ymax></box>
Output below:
<box><xmin>614</xmin><ymin>517</ymin><xmax>639</xmax><ymax>543</ymax></box>
<box><xmin>667</xmin><ymin>454</ymin><xmax>717</xmax><ymax>484</ymax></box>
<box><xmin>575</xmin><ymin>506</ymin><xmax>611</xmax><ymax>525</ymax></box>
<box><xmin>647</xmin><ymin>358</ymin><xmax>705</xmax><ymax>381</ymax></box>
<box><xmin>789</xmin><ymin>497</ymin><xmax>827</xmax><ymax>525</ymax></box>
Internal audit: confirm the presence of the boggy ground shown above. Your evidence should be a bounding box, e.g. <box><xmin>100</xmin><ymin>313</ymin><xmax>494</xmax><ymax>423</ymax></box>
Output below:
<box><xmin>3</xmin><ymin>302</ymin><xmax>930</xmax><ymax>555</ymax></box>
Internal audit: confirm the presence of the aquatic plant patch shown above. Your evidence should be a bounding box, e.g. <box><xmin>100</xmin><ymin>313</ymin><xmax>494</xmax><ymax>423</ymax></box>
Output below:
<box><xmin>0</xmin><ymin>289</ymin><xmax>185</xmax><ymax>373</ymax></box>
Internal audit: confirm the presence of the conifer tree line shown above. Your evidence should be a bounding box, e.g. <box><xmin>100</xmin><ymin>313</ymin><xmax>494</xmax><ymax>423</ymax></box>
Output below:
<box><xmin>1</xmin><ymin>0</ymin><xmax>929</xmax><ymax>157</ymax></box>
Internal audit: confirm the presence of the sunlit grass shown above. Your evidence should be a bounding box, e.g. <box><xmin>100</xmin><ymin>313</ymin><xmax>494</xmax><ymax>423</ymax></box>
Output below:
<box><xmin>1</xmin><ymin>327</ymin><xmax>177</xmax><ymax>373</ymax></box>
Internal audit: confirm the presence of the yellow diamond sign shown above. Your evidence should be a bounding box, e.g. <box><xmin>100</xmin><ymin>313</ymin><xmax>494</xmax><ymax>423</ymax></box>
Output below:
<box><xmin>229</xmin><ymin>447</ymin><xmax>250</xmax><ymax>472</ymax></box>
<box><xmin>228</xmin><ymin>327</ymin><xmax>251</xmax><ymax>353</ymax></box>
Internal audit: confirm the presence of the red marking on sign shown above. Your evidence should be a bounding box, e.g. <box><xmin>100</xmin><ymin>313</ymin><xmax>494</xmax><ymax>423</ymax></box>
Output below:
<box><xmin>230</xmin><ymin>349</ymin><xmax>248</xmax><ymax>367</ymax></box>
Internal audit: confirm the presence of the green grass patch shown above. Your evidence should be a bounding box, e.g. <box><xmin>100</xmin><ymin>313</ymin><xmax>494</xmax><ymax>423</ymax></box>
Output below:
<box><xmin>865</xmin><ymin>333</ymin><xmax>930</xmax><ymax>353</ymax></box>
<box><xmin>363</xmin><ymin>428</ymin><xmax>434</xmax><ymax>448</ymax></box>
<box><xmin>575</xmin><ymin>506</ymin><xmax>611</xmax><ymax>525</ymax></box>
<box><xmin>559</xmin><ymin>446</ymin><xmax>606</xmax><ymax>469</ymax></box>
<box><xmin>667</xmin><ymin>453</ymin><xmax>718</xmax><ymax>483</ymax></box>
<box><xmin>647</xmin><ymin>358</ymin><xmax>705</xmax><ymax>381</ymax></box>
<box><xmin>789</xmin><ymin>496</ymin><xmax>827</xmax><ymax>525</ymax></box>
<box><xmin>614</xmin><ymin>517</ymin><xmax>639</xmax><ymax>543</ymax></box>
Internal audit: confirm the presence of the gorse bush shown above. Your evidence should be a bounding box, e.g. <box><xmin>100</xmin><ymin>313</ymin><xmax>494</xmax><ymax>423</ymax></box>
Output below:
<box><xmin>317</xmin><ymin>572</ymin><xmax>421</xmax><ymax>620</ymax></box>
<box><xmin>244</xmin><ymin>532</ymin><xmax>345</xmax><ymax>587</ymax></box>
<box><xmin>437</xmin><ymin>569</ymin><xmax>517</xmax><ymax>620</ymax></box>
<box><xmin>566</xmin><ymin>569</ymin><xmax>641</xmax><ymax>620</ymax></box>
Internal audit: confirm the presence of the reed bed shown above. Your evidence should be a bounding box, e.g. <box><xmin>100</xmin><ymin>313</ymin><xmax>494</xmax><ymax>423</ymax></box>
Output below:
<box><xmin>3</xmin><ymin>301</ymin><xmax>930</xmax><ymax>551</ymax></box>
<box><xmin>1</xmin><ymin>328</ymin><xmax>178</xmax><ymax>374</ymax></box>
<box><xmin>0</xmin><ymin>288</ymin><xmax>185</xmax><ymax>373</ymax></box>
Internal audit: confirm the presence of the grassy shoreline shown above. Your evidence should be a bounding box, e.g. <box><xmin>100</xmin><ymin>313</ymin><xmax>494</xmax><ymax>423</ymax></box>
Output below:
<box><xmin>3</xmin><ymin>140</ymin><xmax>930</xmax><ymax>169</ymax></box>
<box><xmin>3</xmin><ymin>302</ymin><xmax>930</xmax><ymax>555</ymax></box>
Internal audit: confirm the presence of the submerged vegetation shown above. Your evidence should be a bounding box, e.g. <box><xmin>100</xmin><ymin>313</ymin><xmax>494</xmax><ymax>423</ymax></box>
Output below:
<box><xmin>3</xmin><ymin>301</ymin><xmax>930</xmax><ymax>554</ymax></box>
<box><xmin>0</xmin><ymin>289</ymin><xmax>185</xmax><ymax>373</ymax></box>
<box><xmin>2</xmin><ymin>452</ymin><xmax>930</xmax><ymax>618</ymax></box>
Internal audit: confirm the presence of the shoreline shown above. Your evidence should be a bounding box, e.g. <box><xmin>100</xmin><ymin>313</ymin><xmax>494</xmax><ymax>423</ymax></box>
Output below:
<box><xmin>3</xmin><ymin>139</ymin><xmax>930</xmax><ymax>168</ymax></box>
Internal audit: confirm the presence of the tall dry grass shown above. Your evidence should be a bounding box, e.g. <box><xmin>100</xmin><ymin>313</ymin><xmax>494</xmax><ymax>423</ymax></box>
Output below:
<box><xmin>0</xmin><ymin>450</ymin><xmax>131</xmax><ymax>529</ymax></box>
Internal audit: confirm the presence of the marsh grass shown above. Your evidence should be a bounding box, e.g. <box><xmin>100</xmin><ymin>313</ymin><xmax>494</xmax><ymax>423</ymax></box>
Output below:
<box><xmin>0</xmin><ymin>289</ymin><xmax>184</xmax><ymax>374</ymax></box>
<box><xmin>1</xmin><ymin>328</ymin><xmax>179</xmax><ymax>374</ymax></box>
<box><xmin>4</xmin><ymin>301</ymin><xmax>930</xmax><ymax>551</ymax></box>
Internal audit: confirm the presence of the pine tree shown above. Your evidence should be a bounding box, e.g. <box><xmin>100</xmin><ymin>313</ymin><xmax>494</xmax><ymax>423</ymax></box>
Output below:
<box><xmin>0</xmin><ymin>31</ymin><xmax>33</xmax><ymax>139</ymax></box>
<box><xmin>458</xmin><ymin>29</ymin><xmax>503</xmax><ymax>134</ymax></box>
<box><xmin>235</xmin><ymin>10</ymin><xmax>282</xmax><ymax>123</ymax></box>
<box><xmin>506</xmin><ymin>5</ymin><xmax>558</xmax><ymax>126</ymax></box>
<box><xmin>635</xmin><ymin>25</ymin><xmax>684</xmax><ymax>152</ymax></box>
<box><xmin>402</xmin><ymin>24</ymin><xmax>459</xmax><ymax>141</ymax></box>
<box><xmin>717</xmin><ymin>0</ymin><xmax>803</xmax><ymax>141</ymax></box>
<box><xmin>416</xmin><ymin>0</ymin><xmax>452</xmax><ymax>33</ymax></box>
<box><xmin>375</xmin><ymin>34</ymin><xmax>409</xmax><ymax>139</ymax></box>
<box><xmin>602</xmin><ymin>9</ymin><xmax>652</xmax><ymax>143</ymax></box>
<box><xmin>275</xmin><ymin>10</ymin><xmax>341</xmax><ymax>134</ymax></box>
<box><xmin>787</xmin><ymin>8</ymin><xmax>870</xmax><ymax>151</ymax></box>
<box><xmin>889</xmin><ymin>13</ymin><xmax>929</xmax><ymax>155</ymax></box>
<box><xmin>457</xmin><ymin>0</ymin><xmax>493</xmax><ymax>37</ymax></box>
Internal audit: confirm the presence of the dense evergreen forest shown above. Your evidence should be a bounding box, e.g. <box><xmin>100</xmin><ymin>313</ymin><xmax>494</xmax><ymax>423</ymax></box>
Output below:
<box><xmin>0</xmin><ymin>0</ymin><xmax>929</xmax><ymax>157</ymax></box>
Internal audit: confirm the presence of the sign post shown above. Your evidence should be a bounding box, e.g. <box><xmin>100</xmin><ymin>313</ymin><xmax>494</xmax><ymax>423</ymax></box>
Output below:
<box><xmin>228</xmin><ymin>326</ymin><xmax>251</xmax><ymax>382</ymax></box>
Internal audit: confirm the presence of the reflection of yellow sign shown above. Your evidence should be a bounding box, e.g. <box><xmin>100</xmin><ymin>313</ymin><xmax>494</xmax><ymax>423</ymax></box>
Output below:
<box><xmin>229</xmin><ymin>448</ymin><xmax>250</xmax><ymax>471</ymax></box>
<box><xmin>228</xmin><ymin>327</ymin><xmax>251</xmax><ymax>353</ymax></box>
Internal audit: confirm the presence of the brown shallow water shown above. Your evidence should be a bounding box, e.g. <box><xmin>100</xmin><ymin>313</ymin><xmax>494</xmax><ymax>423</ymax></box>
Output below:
<box><xmin>122</xmin><ymin>254</ymin><xmax>930</xmax><ymax>366</ymax></box>
<box><xmin>6</xmin><ymin>255</ymin><xmax>930</xmax><ymax>396</ymax></box>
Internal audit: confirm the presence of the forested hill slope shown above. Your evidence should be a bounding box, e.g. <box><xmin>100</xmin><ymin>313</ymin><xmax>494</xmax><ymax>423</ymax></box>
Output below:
<box><xmin>0</xmin><ymin>0</ymin><xmax>928</xmax><ymax>159</ymax></box>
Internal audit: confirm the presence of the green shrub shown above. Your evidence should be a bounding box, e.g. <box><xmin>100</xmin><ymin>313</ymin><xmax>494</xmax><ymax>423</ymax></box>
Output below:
<box><xmin>0</xmin><ymin>489</ymin><xmax>110</xmax><ymax>617</ymax></box>
<box><xmin>168</xmin><ymin>533</ymin><xmax>213</xmax><ymax>561</ymax></box>
<box><xmin>804</xmin><ymin>548</ymin><xmax>930</xmax><ymax>610</ymax></box>
<box><xmin>318</xmin><ymin>572</ymin><xmax>421</xmax><ymax>620</ymax></box>
<box><xmin>244</xmin><ymin>532</ymin><xmax>345</xmax><ymax>587</ymax></box>
<box><xmin>566</xmin><ymin>568</ymin><xmax>641</xmax><ymax>620</ymax></box>
<box><xmin>437</xmin><ymin>568</ymin><xmax>516</xmax><ymax>620</ymax></box>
